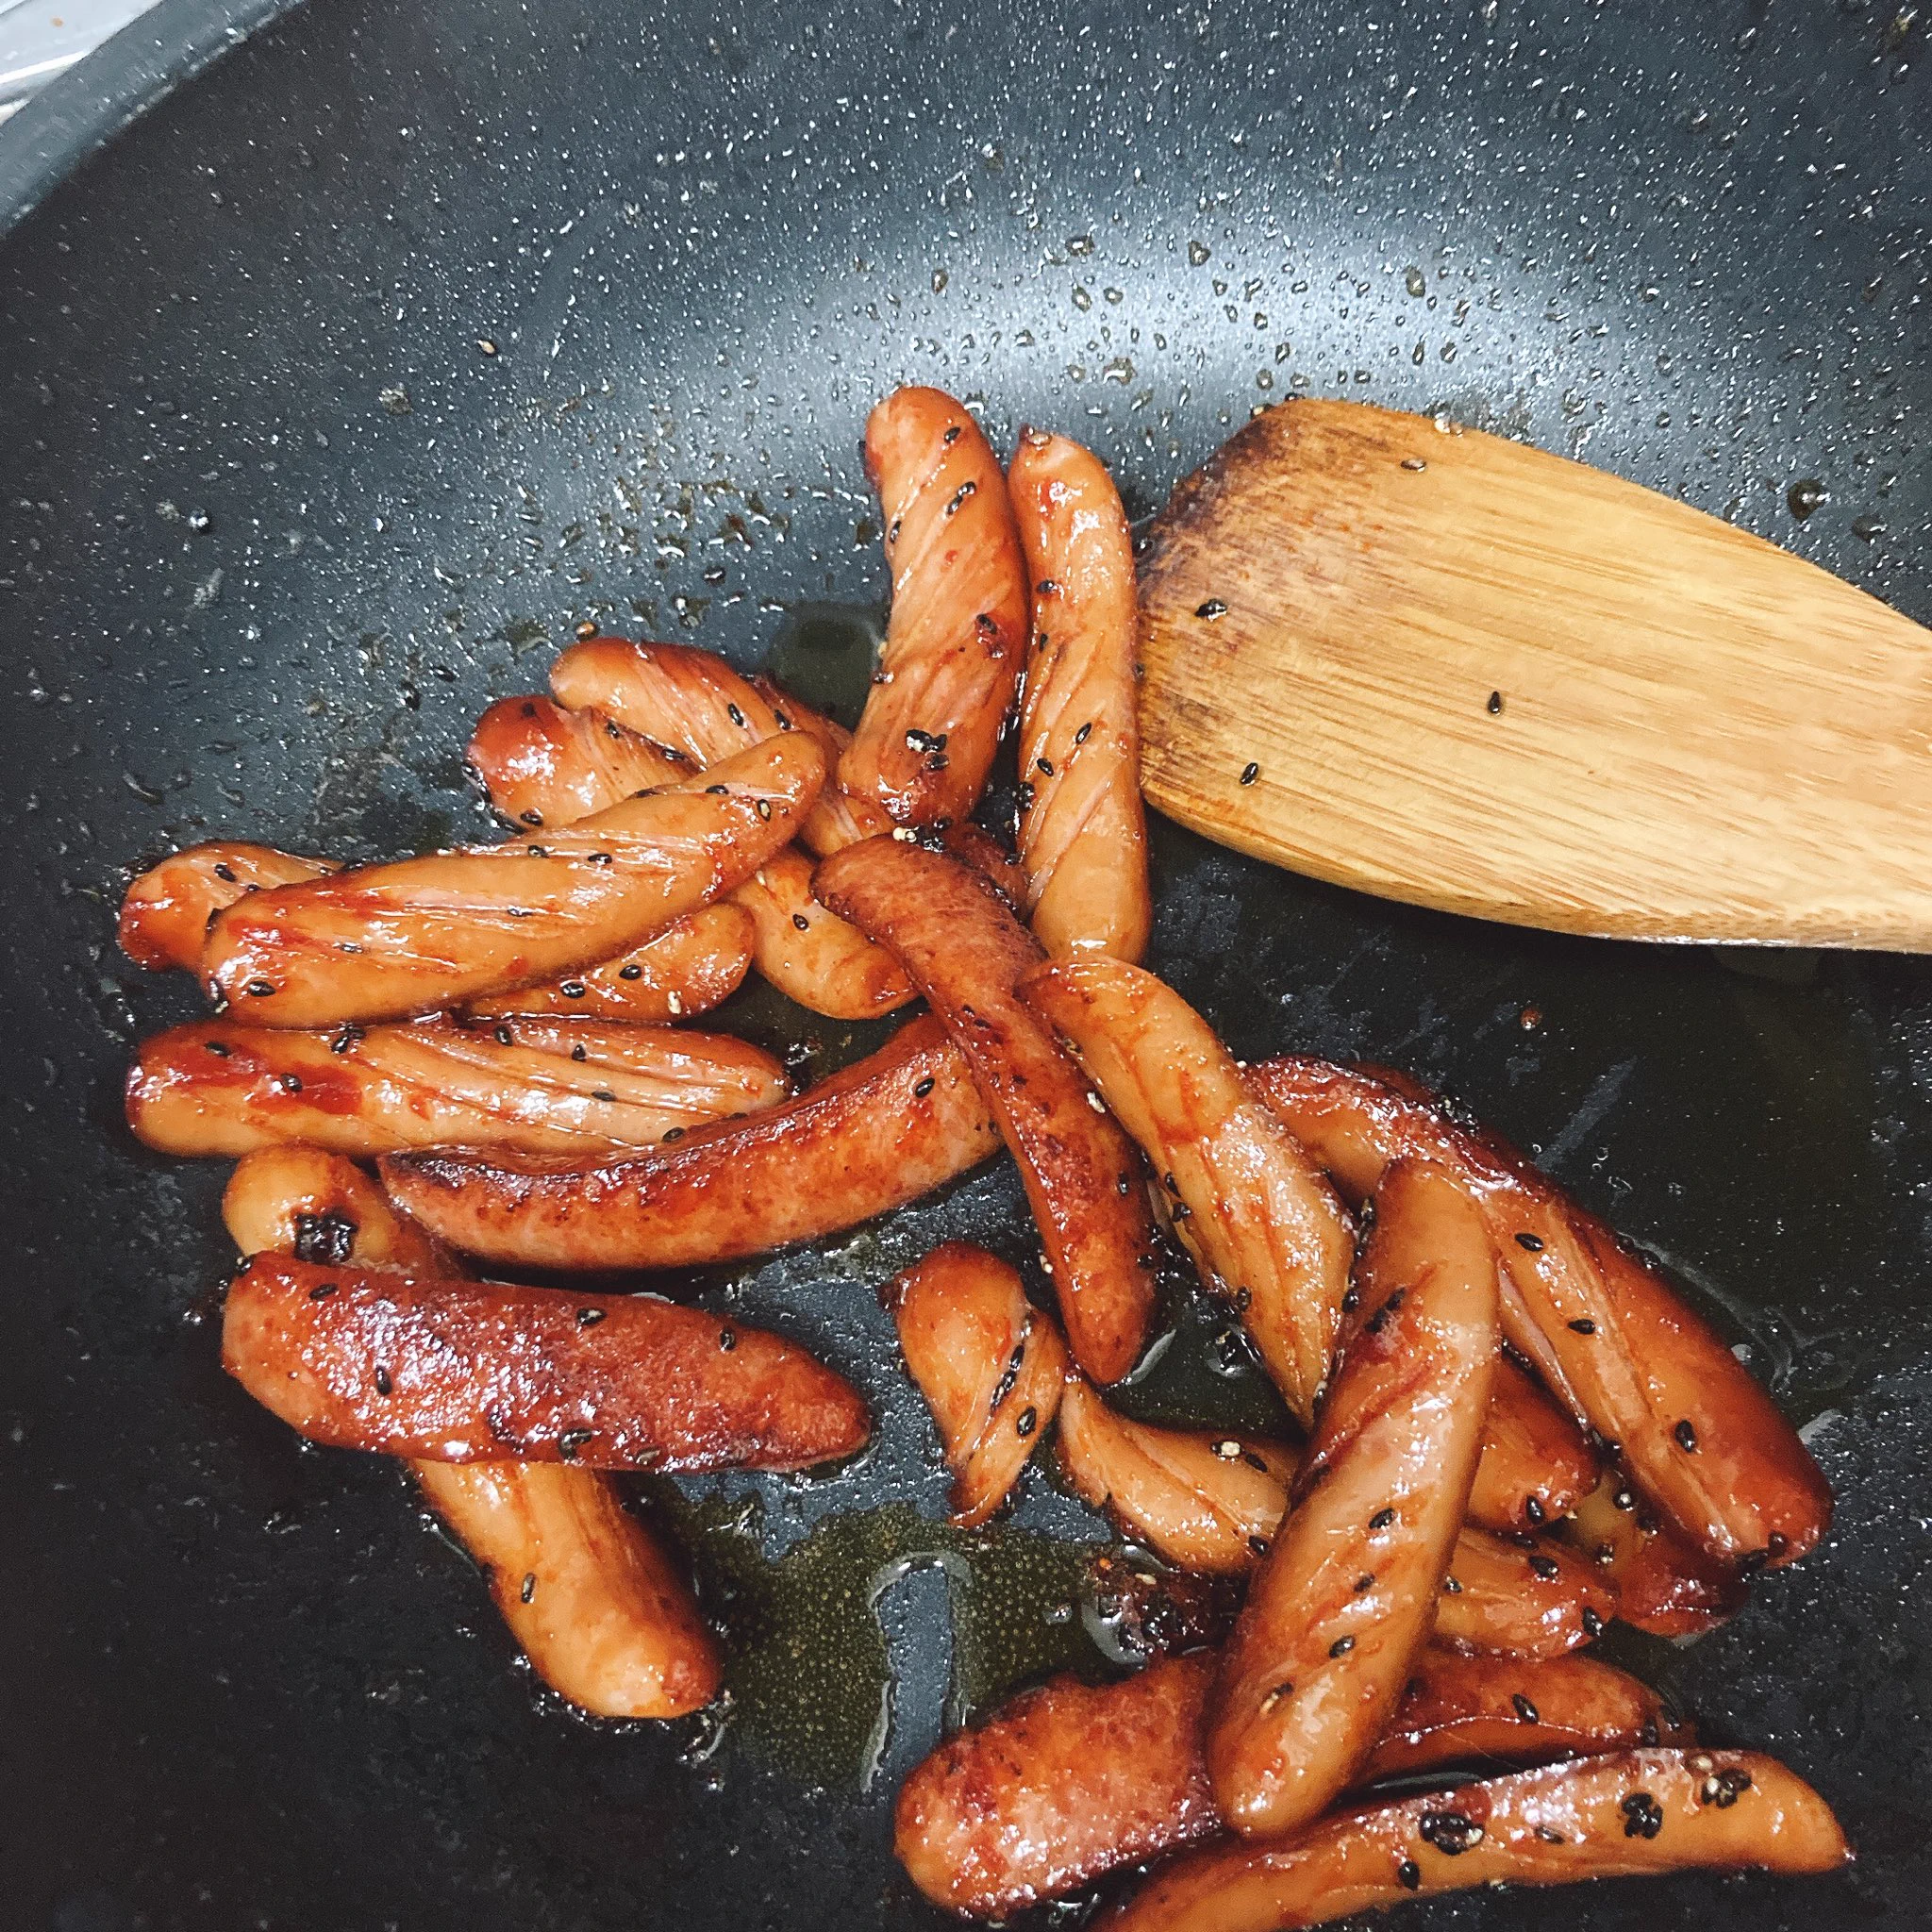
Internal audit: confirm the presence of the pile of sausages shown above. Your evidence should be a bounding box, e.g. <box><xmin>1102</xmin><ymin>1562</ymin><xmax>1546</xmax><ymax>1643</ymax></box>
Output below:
<box><xmin>117</xmin><ymin>387</ymin><xmax>1848</xmax><ymax>1924</ymax></box>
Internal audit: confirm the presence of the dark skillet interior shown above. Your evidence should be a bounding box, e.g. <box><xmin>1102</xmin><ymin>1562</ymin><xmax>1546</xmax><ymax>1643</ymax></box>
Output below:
<box><xmin>1</xmin><ymin>0</ymin><xmax>1928</xmax><ymax>1925</ymax></box>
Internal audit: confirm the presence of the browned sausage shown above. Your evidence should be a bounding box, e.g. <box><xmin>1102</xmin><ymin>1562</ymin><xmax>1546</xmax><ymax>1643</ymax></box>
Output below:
<box><xmin>1558</xmin><ymin>1469</ymin><xmax>1747</xmax><ymax>1637</ymax></box>
<box><xmin>1246</xmin><ymin>1056</ymin><xmax>1831</xmax><ymax>1573</ymax></box>
<box><xmin>893</xmin><ymin>1650</ymin><xmax>1692</xmax><ymax>1917</ymax></box>
<box><xmin>223</xmin><ymin>1254</ymin><xmax>870</xmax><ymax>1471</ymax></box>
<box><xmin>1469</xmin><ymin>1358</ymin><xmax>1600</xmax><ymax>1535</ymax></box>
<box><xmin>816</xmin><ymin>836</ymin><xmax>1157</xmax><ymax>1383</ymax></box>
<box><xmin>469</xmin><ymin>690</ymin><xmax>911</xmax><ymax>1019</ymax></box>
<box><xmin>841</xmin><ymin>388</ymin><xmax>1030</xmax><ymax>826</ymax></box>
<box><xmin>379</xmin><ymin>1013</ymin><xmax>998</xmax><ymax>1272</ymax></box>
<box><xmin>466</xmin><ymin>903</ymin><xmax>758</xmax><ymax>1023</ymax></box>
<box><xmin>119</xmin><ymin>841</ymin><xmax>337</xmax><ymax>971</ymax></box>
<box><xmin>550</xmin><ymin>636</ymin><xmax>889</xmax><ymax>855</ymax></box>
<box><xmin>1006</xmin><ymin>428</ymin><xmax>1152</xmax><ymax>962</ymax></box>
<box><xmin>203</xmin><ymin>734</ymin><xmax>825</xmax><ymax>1025</ymax></box>
<box><xmin>127</xmin><ymin>1013</ymin><xmax>787</xmax><ymax>1158</ymax></box>
<box><xmin>220</xmin><ymin>1150</ymin><xmax>721</xmax><ymax>1719</ymax></box>
<box><xmin>1436</xmin><ymin>1526</ymin><xmax>1619</xmax><ymax>1659</ymax></box>
<box><xmin>1208</xmin><ymin>1158</ymin><xmax>1498</xmax><ymax>1839</ymax></box>
<box><xmin>467</xmin><ymin>693</ymin><xmax>689</xmax><ymax>827</ymax></box>
<box><xmin>1021</xmin><ymin>958</ymin><xmax>1351</xmax><ymax>1425</ymax></box>
<box><xmin>1107</xmin><ymin>1750</ymin><xmax>1847</xmax><ymax>1932</ymax></box>
<box><xmin>885</xmin><ymin>1241</ymin><xmax>1068</xmax><ymax>1526</ymax></box>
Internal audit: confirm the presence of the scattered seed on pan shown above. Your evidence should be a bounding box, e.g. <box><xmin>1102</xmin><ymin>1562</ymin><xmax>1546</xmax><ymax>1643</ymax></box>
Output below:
<box><xmin>1195</xmin><ymin>598</ymin><xmax>1228</xmax><ymax>620</ymax></box>
<box><xmin>1514</xmin><ymin>1231</ymin><xmax>1544</xmax><ymax>1252</ymax></box>
<box><xmin>1581</xmin><ymin>1607</ymin><xmax>1606</xmax><ymax>1638</ymax></box>
<box><xmin>558</xmin><ymin>1430</ymin><xmax>593</xmax><ymax>1460</ymax></box>
<box><xmin>888</xmin><ymin>517</ymin><xmax>902</xmax><ymax>544</ymax></box>
<box><xmin>1172</xmin><ymin>1202</ymin><xmax>1191</xmax><ymax>1221</ymax></box>
<box><xmin>1240</xmin><ymin>761</ymin><xmax>1259</xmax><ymax>786</ymax></box>
<box><xmin>520</xmin><ymin>1572</ymin><xmax>537</xmax><ymax>1604</ymax></box>
<box><xmin>1397</xmin><ymin>1860</ymin><xmax>1422</xmax><ymax>1891</ymax></box>
<box><xmin>374</xmin><ymin>1366</ymin><xmax>393</xmax><ymax>1396</ymax></box>
<box><xmin>1487</xmin><ymin>691</ymin><xmax>1504</xmax><ymax>715</ymax></box>
<box><xmin>1418</xmin><ymin>1810</ymin><xmax>1484</xmax><ymax>1855</ymax></box>
<box><xmin>1512</xmin><ymin>1693</ymin><xmax>1541</xmax><ymax>1724</ymax></box>
<box><xmin>1620</xmin><ymin>1791</ymin><xmax>1664</xmax><ymax>1840</ymax></box>
<box><xmin>1674</xmin><ymin>1420</ymin><xmax>1699</xmax><ymax>1452</ymax></box>
<box><xmin>1365</xmin><ymin>1288</ymin><xmax>1406</xmax><ymax>1335</ymax></box>
<box><xmin>575</xmin><ymin>1308</ymin><xmax>606</xmax><ymax>1327</ymax></box>
<box><xmin>1568</xmin><ymin>1318</ymin><xmax>1596</xmax><ymax>1334</ymax></box>
<box><xmin>1036</xmin><ymin>577</ymin><xmax>1060</xmax><ymax>595</ymax></box>
<box><xmin>913</xmin><ymin>1076</ymin><xmax>936</xmax><ymax>1098</ymax></box>
<box><xmin>1328</xmin><ymin>1635</ymin><xmax>1355</xmax><ymax>1657</ymax></box>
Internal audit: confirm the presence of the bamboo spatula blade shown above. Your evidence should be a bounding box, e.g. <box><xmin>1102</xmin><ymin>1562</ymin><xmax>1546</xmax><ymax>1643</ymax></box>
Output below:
<box><xmin>1137</xmin><ymin>399</ymin><xmax>1932</xmax><ymax>949</ymax></box>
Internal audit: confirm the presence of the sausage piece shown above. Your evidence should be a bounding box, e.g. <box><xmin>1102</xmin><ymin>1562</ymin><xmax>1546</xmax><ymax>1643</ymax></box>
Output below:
<box><xmin>1208</xmin><ymin>1158</ymin><xmax>1498</xmax><ymax>1839</ymax></box>
<box><xmin>1022</xmin><ymin>958</ymin><xmax>1351</xmax><ymax>1424</ymax></box>
<box><xmin>1246</xmin><ymin>1055</ymin><xmax>1831</xmax><ymax>1572</ymax></box>
<box><xmin>470</xmin><ymin>688</ymin><xmax>910</xmax><ymax>1019</ymax></box>
<box><xmin>119</xmin><ymin>841</ymin><xmax>338</xmax><ymax>971</ymax></box>
<box><xmin>380</xmin><ymin>1013</ymin><xmax>999</xmax><ymax>1272</ymax></box>
<box><xmin>466</xmin><ymin>903</ymin><xmax>758</xmax><ymax>1023</ymax></box>
<box><xmin>223</xmin><ymin>1254</ymin><xmax>870</xmax><ymax>1471</ymax></box>
<box><xmin>841</xmin><ymin>388</ymin><xmax>1030</xmax><ymax>826</ymax></box>
<box><xmin>1108</xmin><ymin>1750</ymin><xmax>1847</xmax><ymax>1932</ymax></box>
<box><xmin>1557</xmin><ymin>1469</ymin><xmax>1747</xmax><ymax>1638</ymax></box>
<box><xmin>1469</xmin><ymin>1358</ymin><xmax>1600</xmax><ymax>1536</ymax></box>
<box><xmin>817</xmin><ymin>837</ymin><xmax>1157</xmax><ymax>1383</ymax></box>
<box><xmin>894</xmin><ymin>1650</ymin><xmax>1691</xmax><ymax>1917</ymax></box>
<box><xmin>1436</xmin><ymin>1525</ymin><xmax>1619</xmax><ymax>1660</ymax></box>
<box><xmin>221</xmin><ymin>1150</ymin><xmax>720</xmax><ymax>1719</ymax></box>
<box><xmin>550</xmin><ymin>636</ymin><xmax>889</xmax><ymax>855</ymax></box>
<box><xmin>886</xmin><ymin>1241</ymin><xmax>1068</xmax><ymax>1526</ymax></box>
<box><xmin>127</xmin><ymin>1013</ymin><xmax>787</xmax><ymax>1158</ymax></box>
<box><xmin>1006</xmin><ymin>428</ymin><xmax>1152</xmax><ymax>962</ymax></box>
<box><xmin>203</xmin><ymin>734</ymin><xmax>825</xmax><ymax>1025</ymax></box>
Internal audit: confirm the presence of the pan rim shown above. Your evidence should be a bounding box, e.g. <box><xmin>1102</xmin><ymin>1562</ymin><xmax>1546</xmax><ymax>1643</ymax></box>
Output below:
<box><xmin>0</xmin><ymin>0</ymin><xmax>305</xmax><ymax>242</ymax></box>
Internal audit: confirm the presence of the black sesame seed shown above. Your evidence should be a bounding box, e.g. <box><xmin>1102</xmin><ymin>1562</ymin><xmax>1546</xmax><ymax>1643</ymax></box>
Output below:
<box><xmin>1418</xmin><ymin>1810</ymin><xmax>1484</xmax><ymax>1856</ymax></box>
<box><xmin>520</xmin><ymin>809</ymin><xmax>543</xmax><ymax>827</ymax></box>
<box><xmin>1370</xmin><ymin>1508</ymin><xmax>1396</xmax><ymax>1530</ymax></box>
<box><xmin>1443</xmin><ymin>1574</ymin><xmax>1463</xmax><ymax>1594</ymax></box>
<box><xmin>1487</xmin><ymin>691</ymin><xmax>1504</xmax><ymax>715</ymax></box>
<box><xmin>620</xmin><ymin>961</ymin><xmax>644</xmax><ymax>978</ymax></box>
<box><xmin>1514</xmin><ymin>1231</ymin><xmax>1544</xmax><ymax>1252</ymax></box>
<box><xmin>1703</xmin><ymin>1768</ymin><xmax>1752</xmax><ymax>1808</ymax></box>
<box><xmin>1512</xmin><ymin>1692</ymin><xmax>1541</xmax><ymax>1724</ymax></box>
<box><xmin>520</xmin><ymin>1572</ymin><xmax>537</xmax><ymax>1604</ymax></box>
<box><xmin>576</xmin><ymin>1308</ymin><xmax>606</xmax><ymax>1327</ymax></box>
<box><xmin>1118</xmin><ymin>1174</ymin><xmax>1132</xmax><ymax>1196</ymax></box>
<box><xmin>1074</xmin><ymin>722</ymin><xmax>1092</xmax><ymax>745</ymax></box>
<box><xmin>279</xmin><ymin>1074</ymin><xmax>303</xmax><ymax>1095</ymax></box>
<box><xmin>719</xmin><ymin>1328</ymin><xmax>737</xmax><ymax>1352</ymax></box>
<box><xmin>756</xmin><ymin>798</ymin><xmax>772</xmax><ymax>822</ymax></box>
<box><xmin>1528</xmin><ymin>1552</ymin><xmax>1561</xmax><ymax>1581</ymax></box>
<box><xmin>1355</xmin><ymin>1574</ymin><xmax>1375</xmax><ymax>1593</ymax></box>
<box><xmin>1535</xmin><ymin>1826</ymin><xmax>1566</xmax><ymax>1845</ymax></box>
<box><xmin>494</xmin><ymin>1024</ymin><xmax>515</xmax><ymax>1045</ymax></box>
<box><xmin>1396</xmin><ymin>1860</ymin><xmax>1421</xmax><ymax>1891</ymax></box>
<box><xmin>1365</xmin><ymin>1288</ymin><xmax>1406</xmax><ymax>1336</ymax></box>
<box><xmin>773</xmin><ymin>711</ymin><xmax>793</xmax><ymax>731</ymax></box>
<box><xmin>212</xmin><ymin>861</ymin><xmax>239</xmax><ymax>883</ymax></box>
<box><xmin>1568</xmin><ymin>1318</ymin><xmax>1596</xmax><ymax>1334</ymax></box>
<box><xmin>727</xmin><ymin>703</ymin><xmax>746</xmax><ymax>728</ymax></box>
<box><xmin>1233</xmin><ymin>1287</ymin><xmax>1252</xmax><ymax>1311</ymax></box>
<box><xmin>1037</xmin><ymin>756</ymin><xmax>1056</xmax><ymax>776</ymax></box>
<box><xmin>1341</xmin><ymin>1287</ymin><xmax>1361</xmax><ymax>1314</ymax></box>
<box><xmin>913</xmin><ymin>1076</ymin><xmax>937</xmax><ymax>1098</ymax></box>
<box><xmin>1674</xmin><ymin>1420</ymin><xmax>1699</xmax><ymax>1453</ymax></box>
<box><xmin>1524</xmin><ymin>1496</ymin><xmax>1546</xmax><ymax>1527</ymax></box>
<box><xmin>1016</xmin><ymin>1407</ymin><xmax>1038</xmax><ymax>1439</ymax></box>
<box><xmin>206</xmin><ymin>1040</ymin><xmax>231</xmax><ymax>1058</ymax></box>
<box><xmin>294</xmin><ymin>1211</ymin><xmax>357</xmax><ymax>1266</ymax></box>
<box><xmin>1328</xmin><ymin>1635</ymin><xmax>1355</xmax><ymax>1657</ymax></box>
<box><xmin>661</xmin><ymin>1127</ymin><xmax>686</xmax><ymax>1142</ymax></box>
<box><xmin>571</xmin><ymin>1044</ymin><xmax>588</xmax><ymax>1062</ymax></box>
<box><xmin>1581</xmin><ymin>1607</ymin><xmax>1606</xmax><ymax>1638</ymax></box>
<box><xmin>1611</xmin><ymin>1488</ymin><xmax>1636</xmax><ymax>1512</ymax></box>
<box><xmin>1248</xmin><ymin>1536</ymin><xmax>1271</xmax><ymax>1558</ymax></box>
<box><xmin>1240</xmin><ymin>761</ymin><xmax>1259</xmax><ymax>786</ymax></box>
<box><xmin>1243</xmin><ymin>1450</ymin><xmax>1269</xmax><ymax>1473</ymax></box>
<box><xmin>942</xmin><ymin>424</ymin><xmax>962</xmax><ymax>444</ymax></box>
<box><xmin>945</xmin><ymin>481</ymin><xmax>977</xmax><ymax>516</ymax></box>
<box><xmin>374</xmin><ymin>1366</ymin><xmax>393</xmax><ymax>1397</ymax></box>
<box><xmin>245</xmin><ymin>980</ymin><xmax>275</xmax><ymax>997</ymax></box>
<box><xmin>1195</xmin><ymin>599</ymin><xmax>1228</xmax><ymax>620</ymax></box>
<box><xmin>525</xmin><ymin>845</ymin><xmax>549</xmax><ymax>858</ymax></box>
<box><xmin>308</xmin><ymin>1281</ymin><xmax>339</xmax><ymax>1301</ymax></box>
<box><xmin>705</xmin><ymin>783</ymin><xmax>729</xmax><ymax>795</ymax></box>
<box><xmin>558</xmin><ymin>1430</ymin><xmax>593</xmax><ymax>1460</ymax></box>
<box><xmin>559</xmin><ymin>980</ymin><xmax>587</xmax><ymax>999</ymax></box>
<box><xmin>1620</xmin><ymin>1791</ymin><xmax>1664</xmax><ymax>1840</ymax></box>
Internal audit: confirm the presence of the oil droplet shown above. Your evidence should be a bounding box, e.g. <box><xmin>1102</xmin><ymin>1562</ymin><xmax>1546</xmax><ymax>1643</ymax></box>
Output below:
<box><xmin>1787</xmin><ymin>478</ymin><xmax>1828</xmax><ymax>522</ymax></box>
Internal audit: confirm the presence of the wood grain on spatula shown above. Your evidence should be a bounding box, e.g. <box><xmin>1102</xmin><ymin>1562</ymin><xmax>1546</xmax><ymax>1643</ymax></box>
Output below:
<box><xmin>1139</xmin><ymin>398</ymin><xmax>1932</xmax><ymax>948</ymax></box>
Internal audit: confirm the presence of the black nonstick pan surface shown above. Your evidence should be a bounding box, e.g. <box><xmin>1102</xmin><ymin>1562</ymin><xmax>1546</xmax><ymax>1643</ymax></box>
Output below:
<box><xmin>1</xmin><ymin>1</ymin><xmax>1927</xmax><ymax>1926</ymax></box>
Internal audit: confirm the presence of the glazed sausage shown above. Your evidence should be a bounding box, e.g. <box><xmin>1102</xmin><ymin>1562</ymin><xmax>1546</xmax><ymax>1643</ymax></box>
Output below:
<box><xmin>221</xmin><ymin>1150</ymin><xmax>720</xmax><ymax>1719</ymax></box>
<box><xmin>1436</xmin><ymin>1526</ymin><xmax>1619</xmax><ymax>1659</ymax></box>
<box><xmin>550</xmin><ymin>636</ymin><xmax>888</xmax><ymax>854</ymax></box>
<box><xmin>202</xmin><ymin>734</ymin><xmax>825</xmax><ymax>1025</ymax></box>
<box><xmin>1021</xmin><ymin>958</ymin><xmax>1351</xmax><ymax>1424</ymax></box>
<box><xmin>467</xmin><ymin>693</ymin><xmax>690</xmax><ymax>828</ymax></box>
<box><xmin>127</xmin><ymin>1013</ymin><xmax>787</xmax><ymax>1158</ymax></box>
<box><xmin>1246</xmin><ymin>1056</ymin><xmax>1831</xmax><ymax>1572</ymax></box>
<box><xmin>894</xmin><ymin>1651</ymin><xmax>1690</xmax><ymax>1917</ymax></box>
<box><xmin>816</xmin><ymin>837</ymin><xmax>1157</xmax><ymax>1383</ymax></box>
<box><xmin>119</xmin><ymin>841</ymin><xmax>337</xmax><ymax>971</ymax></box>
<box><xmin>1469</xmin><ymin>1358</ymin><xmax>1599</xmax><ymax>1536</ymax></box>
<box><xmin>1208</xmin><ymin>1158</ymin><xmax>1498</xmax><ymax>1839</ymax></box>
<box><xmin>841</xmin><ymin>387</ymin><xmax>1030</xmax><ymax>826</ymax></box>
<box><xmin>1006</xmin><ymin>428</ymin><xmax>1152</xmax><ymax>962</ymax></box>
<box><xmin>380</xmin><ymin>1013</ymin><xmax>999</xmax><ymax>1272</ymax></box>
<box><xmin>223</xmin><ymin>1254</ymin><xmax>870</xmax><ymax>1472</ymax></box>
<box><xmin>466</xmin><ymin>903</ymin><xmax>758</xmax><ymax>1023</ymax></box>
<box><xmin>469</xmin><ymin>691</ymin><xmax>911</xmax><ymax>1020</ymax></box>
<box><xmin>886</xmin><ymin>1242</ymin><xmax>1068</xmax><ymax>1526</ymax></box>
<box><xmin>1558</xmin><ymin>1469</ymin><xmax>1747</xmax><ymax>1638</ymax></box>
<box><xmin>1107</xmin><ymin>1750</ymin><xmax>1847</xmax><ymax>1932</ymax></box>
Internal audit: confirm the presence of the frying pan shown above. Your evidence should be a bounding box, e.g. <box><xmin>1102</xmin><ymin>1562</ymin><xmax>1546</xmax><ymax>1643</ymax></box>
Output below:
<box><xmin>1</xmin><ymin>0</ymin><xmax>1926</xmax><ymax>1925</ymax></box>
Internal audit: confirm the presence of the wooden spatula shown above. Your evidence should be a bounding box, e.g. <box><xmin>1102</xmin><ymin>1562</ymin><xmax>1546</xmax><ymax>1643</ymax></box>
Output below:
<box><xmin>1136</xmin><ymin>399</ymin><xmax>1932</xmax><ymax>949</ymax></box>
